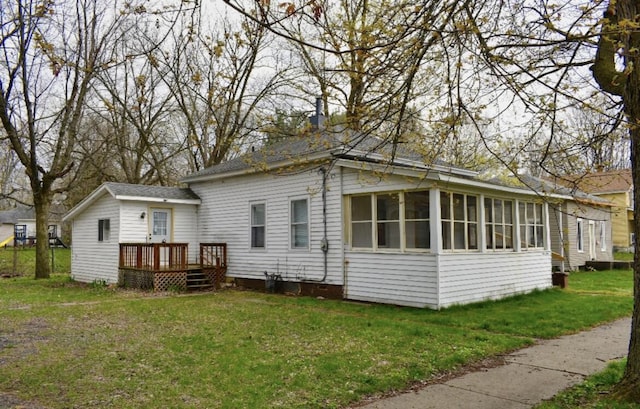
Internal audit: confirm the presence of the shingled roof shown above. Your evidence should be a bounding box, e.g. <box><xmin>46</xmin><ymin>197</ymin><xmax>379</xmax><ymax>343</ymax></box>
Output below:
<box><xmin>183</xmin><ymin>131</ymin><xmax>474</xmax><ymax>183</ymax></box>
<box><xmin>103</xmin><ymin>182</ymin><xmax>200</xmax><ymax>201</ymax></box>
<box><xmin>64</xmin><ymin>182</ymin><xmax>200</xmax><ymax>221</ymax></box>
<box><xmin>574</xmin><ymin>169</ymin><xmax>632</xmax><ymax>194</ymax></box>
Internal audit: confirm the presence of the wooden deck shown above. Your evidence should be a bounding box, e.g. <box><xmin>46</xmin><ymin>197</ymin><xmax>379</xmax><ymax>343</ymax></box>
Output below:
<box><xmin>118</xmin><ymin>243</ymin><xmax>227</xmax><ymax>291</ymax></box>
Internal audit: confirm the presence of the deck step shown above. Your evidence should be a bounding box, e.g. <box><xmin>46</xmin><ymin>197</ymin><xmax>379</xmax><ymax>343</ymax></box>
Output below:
<box><xmin>186</xmin><ymin>270</ymin><xmax>214</xmax><ymax>290</ymax></box>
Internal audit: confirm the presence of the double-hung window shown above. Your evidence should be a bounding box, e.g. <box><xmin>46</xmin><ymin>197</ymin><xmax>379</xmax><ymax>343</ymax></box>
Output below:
<box><xmin>250</xmin><ymin>202</ymin><xmax>266</xmax><ymax>249</ymax></box>
<box><xmin>600</xmin><ymin>221</ymin><xmax>606</xmax><ymax>251</ymax></box>
<box><xmin>98</xmin><ymin>219</ymin><xmax>110</xmax><ymax>242</ymax></box>
<box><xmin>485</xmin><ymin>198</ymin><xmax>514</xmax><ymax>250</ymax></box>
<box><xmin>291</xmin><ymin>198</ymin><xmax>309</xmax><ymax>249</ymax></box>
<box><xmin>441</xmin><ymin>192</ymin><xmax>478</xmax><ymax>250</ymax></box>
<box><xmin>519</xmin><ymin>202</ymin><xmax>545</xmax><ymax>249</ymax></box>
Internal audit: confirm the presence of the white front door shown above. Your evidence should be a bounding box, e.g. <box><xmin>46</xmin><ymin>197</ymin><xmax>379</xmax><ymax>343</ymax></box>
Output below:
<box><xmin>150</xmin><ymin>208</ymin><xmax>172</xmax><ymax>243</ymax></box>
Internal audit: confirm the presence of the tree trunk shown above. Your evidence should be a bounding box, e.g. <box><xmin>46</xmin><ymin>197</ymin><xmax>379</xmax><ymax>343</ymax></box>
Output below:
<box><xmin>33</xmin><ymin>190</ymin><xmax>52</xmax><ymax>279</ymax></box>
<box><xmin>610</xmin><ymin>0</ymin><xmax>640</xmax><ymax>400</ymax></box>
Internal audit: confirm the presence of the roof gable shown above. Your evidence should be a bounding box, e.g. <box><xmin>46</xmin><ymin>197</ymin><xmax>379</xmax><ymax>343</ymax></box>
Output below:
<box><xmin>64</xmin><ymin>183</ymin><xmax>201</xmax><ymax>221</ymax></box>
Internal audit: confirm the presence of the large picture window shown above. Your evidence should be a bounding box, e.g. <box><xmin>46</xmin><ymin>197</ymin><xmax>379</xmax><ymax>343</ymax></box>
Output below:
<box><xmin>291</xmin><ymin>198</ymin><xmax>309</xmax><ymax>249</ymax></box>
<box><xmin>349</xmin><ymin>191</ymin><xmax>429</xmax><ymax>251</ymax></box>
<box><xmin>250</xmin><ymin>202</ymin><xmax>266</xmax><ymax>249</ymax></box>
<box><xmin>519</xmin><ymin>202</ymin><xmax>545</xmax><ymax>249</ymax></box>
<box><xmin>441</xmin><ymin>192</ymin><xmax>478</xmax><ymax>250</ymax></box>
<box><xmin>485</xmin><ymin>198</ymin><xmax>514</xmax><ymax>250</ymax></box>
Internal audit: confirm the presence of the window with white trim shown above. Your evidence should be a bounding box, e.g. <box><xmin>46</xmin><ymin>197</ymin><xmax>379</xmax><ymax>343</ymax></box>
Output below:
<box><xmin>290</xmin><ymin>198</ymin><xmax>309</xmax><ymax>249</ymax></box>
<box><xmin>98</xmin><ymin>219</ymin><xmax>110</xmax><ymax>242</ymax></box>
<box><xmin>576</xmin><ymin>218</ymin><xmax>584</xmax><ymax>252</ymax></box>
<box><xmin>600</xmin><ymin>220</ymin><xmax>606</xmax><ymax>251</ymax></box>
<box><xmin>250</xmin><ymin>202</ymin><xmax>266</xmax><ymax>249</ymax></box>
<box><xmin>376</xmin><ymin>193</ymin><xmax>400</xmax><ymax>248</ymax></box>
<box><xmin>351</xmin><ymin>195</ymin><xmax>373</xmax><ymax>248</ymax></box>
<box><xmin>349</xmin><ymin>191</ymin><xmax>430</xmax><ymax>251</ymax></box>
<box><xmin>485</xmin><ymin>198</ymin><xmax>514</xmax><ymax>250</ymax></box>
<box><xmin>405</xmin><ymin>191</ymin><xmax>430</xmax><ymax>249</ymax></box>
<box><xmin>441</xmin><ymin>192</ymin><xmax>478</xmax><ymax>250</ymax></box>
<box><xmin>519</xmin><ymin>202</ymin><xmax>544</xmax><ymax>249</ymax></box>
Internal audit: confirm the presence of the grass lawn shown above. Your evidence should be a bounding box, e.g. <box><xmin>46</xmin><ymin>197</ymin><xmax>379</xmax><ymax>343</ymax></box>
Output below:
<box><xmin>535</xmin><ymin>360</ymin><xmax>640</xmax><ymax>409</ymax></box>
<box><xmin>0</xmin><ymin>268</ymin><xmax>634</xmax><ymax>409</ymax></box>
<box><xmin>0</xmin><ymin>247</ymin><xmax>71</xmax><ymax>276</ymax></box>
<box><xmin>614</xmin><ymin>251</ymin><xmax>634</xmax><ymax>262</ymax></box>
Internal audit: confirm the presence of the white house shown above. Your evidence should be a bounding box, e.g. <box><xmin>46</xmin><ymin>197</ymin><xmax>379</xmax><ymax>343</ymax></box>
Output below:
<box><xmin>65</xmin><ymin>131</ymin><xmax>562</xmax><ymax>309</ymax></box>
<box><xmin>63</xmin><ymin>183</ymin><xmax>201</xmax><ymax>284</ymax></box>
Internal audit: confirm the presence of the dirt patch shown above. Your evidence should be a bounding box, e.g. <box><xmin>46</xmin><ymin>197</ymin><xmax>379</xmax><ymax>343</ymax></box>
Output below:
<box><xmin>0</xmin><ymin>392</ymin><xmax>46</xmax><ymax>409</ymax></box>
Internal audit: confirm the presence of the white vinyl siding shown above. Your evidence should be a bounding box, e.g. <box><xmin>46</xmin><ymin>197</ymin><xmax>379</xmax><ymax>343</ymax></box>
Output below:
<box><xmin>69</xmin><ymin>193</ymin><xmax>120</xmax><ymax>284</ymax></box>
<box><xmin>190</xmin><ymin>170</ymin><xmax>342</xmax><ymax>285</ymax></box>
<box><xmin>437</xmin><ymin>251</ymin><xmax>551</xmax><ymax>308</ymax></box>
<box><xmin>344</xmin><ymin>252</ymin><xmax>438</xmax><ymax>308</ymax></box>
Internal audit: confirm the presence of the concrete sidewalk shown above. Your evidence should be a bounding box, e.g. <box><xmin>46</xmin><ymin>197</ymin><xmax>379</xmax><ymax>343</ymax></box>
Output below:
<box><xmin>357</xmin><ymin>317</ymin><xmax>631</xmax><ymax>409</ymax></box>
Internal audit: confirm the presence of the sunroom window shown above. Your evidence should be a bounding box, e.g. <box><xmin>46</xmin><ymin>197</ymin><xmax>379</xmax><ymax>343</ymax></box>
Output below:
<box><xmin>376</xmin><ymin>194</ymin><xmax>400</xmax><ymax>249</ymax></box>
<box><xmin>485</xmin><ymin>198</ymin><xmax>514</xmax><ymax>250</ymax></box>
<box><xmin>519</xmin><ymin>201</ymin><xmax>544</xmax><ymax>249</ymax></box>
<box><xmin>405</xmin><ymin>191</ymin><xmax>430</xmax><ymax>249</ymax></box>
<box><xmin>441</xmin><ymin>192</ymin><xmax>478</xmax><ymax>250</ymax></box>
<box><xmin>349</xmin><ymin>191</ymin><xmax>429</xmax><ymax>251</ymax></box>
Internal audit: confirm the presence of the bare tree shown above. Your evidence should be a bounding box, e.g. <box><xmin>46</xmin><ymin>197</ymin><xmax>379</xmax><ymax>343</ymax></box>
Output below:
<box><xmin>158</xmin><ymin>9</ymin><xmax>289</xmax><ymax>172</ymax></box>
<box><xmin>0</xmin><ymin>0</ymin><xmax>122</xmax><ymax>278</ymax></box>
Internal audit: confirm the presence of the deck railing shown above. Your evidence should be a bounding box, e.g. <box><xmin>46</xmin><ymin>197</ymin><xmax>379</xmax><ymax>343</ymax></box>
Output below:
<box><xmin>200</xmin><ymin>243</ymin><xmax>227</xmax><ymax>268</ymax></box>
<box><xmin>119</xmin><ymin>243</ymin><xmax>188</xmax><ymax>271</ymax></box>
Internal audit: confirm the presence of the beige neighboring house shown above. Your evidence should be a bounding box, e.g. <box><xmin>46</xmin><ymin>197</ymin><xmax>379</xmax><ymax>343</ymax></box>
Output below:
<box><xmin>552</xmin><ymin>170</ymin><xmax>633</xmax><ymax>252</ymax></box>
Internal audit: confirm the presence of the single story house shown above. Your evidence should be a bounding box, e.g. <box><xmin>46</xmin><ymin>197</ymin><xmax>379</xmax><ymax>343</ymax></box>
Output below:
<box><xmin>518</xmin><ymin>176</ymin><xmax>614</xmax><ymax>271</ymax></box>
<box><xmin>0</xmin><ymin>205</ymin><xmax>65</xmax><ymax>247</ymax></box>
<box><xmin>550</xmin><ymin>170</ymin><xmax>633</xmax><ymax>252</ymax></box>
<box><xmin>65</xmin><ymin>131</ymin><xmax>565</xmax><ymax>309</ymax></box>
<box><xmin>63</xmin><ymin>183</ymin><xmax>202</xmax><ymax>284</ymax></box>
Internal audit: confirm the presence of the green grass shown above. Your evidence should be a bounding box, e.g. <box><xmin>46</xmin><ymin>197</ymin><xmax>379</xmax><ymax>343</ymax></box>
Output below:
<box><xmin>536</xmin><ymin>360</ymin><xmax>639</xmax><ymax>409</ymax></box>
<box><xmin>0</xmin><ymin>247</ymin><xmax>71</xmax><ymax>276</ymax></box>
<box><xmin>0</xmin><ymin>269</ymin><xmax>634</xmax><ymax>408</ymax></box>
<box><xmin>614</xmin><ymin>252</ymin><xmax>634</xmax><ymax>261</ymax></box>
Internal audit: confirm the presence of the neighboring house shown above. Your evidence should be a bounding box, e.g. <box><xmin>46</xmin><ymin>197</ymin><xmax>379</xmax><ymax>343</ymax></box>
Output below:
<box><xmin>0</xmin><ymin>205</ymin><xmax>64</xmax><ymax>247</ymax></box>
<box><xmin>521</xmin><ymin>176</ymin><xmax>614</xmax><ymax>271</ymax></box>
<box><xmin>551</xmin><ymin>170</ymin><xmax>633</xmax><ymax>252</ymax></box>
<box><xmin>62</xmin><ymin>183</ymin><xmax>201</xmax><ymax>284</ymax></box>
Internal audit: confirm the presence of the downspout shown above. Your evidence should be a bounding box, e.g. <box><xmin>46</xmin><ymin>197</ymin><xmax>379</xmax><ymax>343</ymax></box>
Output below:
<box><xmin>305</xmin><ymin>166</ymin><xmax>329</xmax><ymax>282</ymax></box>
